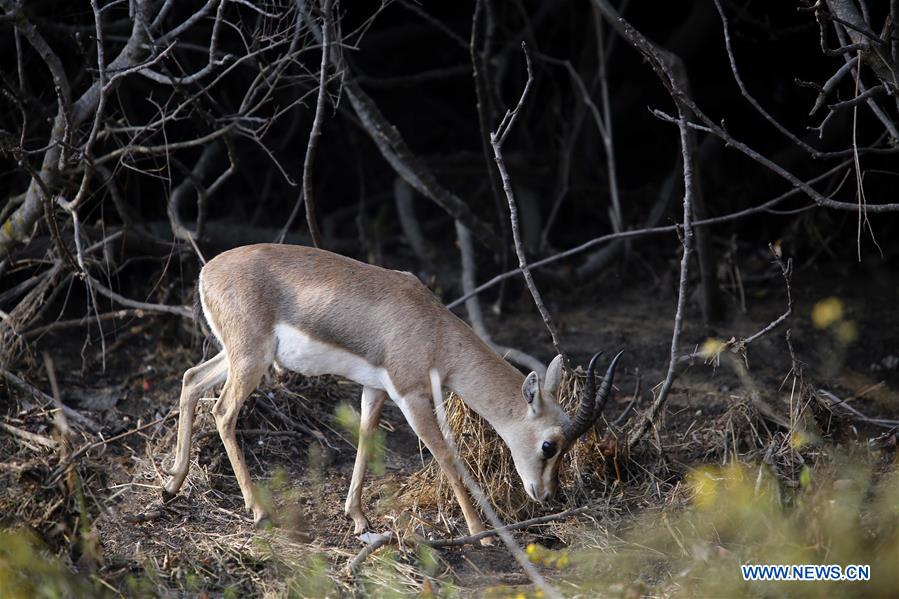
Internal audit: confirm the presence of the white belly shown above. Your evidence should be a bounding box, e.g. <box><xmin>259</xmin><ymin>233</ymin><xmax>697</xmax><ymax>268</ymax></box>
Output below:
<box><xmin>273</xmin><ymin>323</ymin><xmax>389</xmax><ymax>391</ymax></box>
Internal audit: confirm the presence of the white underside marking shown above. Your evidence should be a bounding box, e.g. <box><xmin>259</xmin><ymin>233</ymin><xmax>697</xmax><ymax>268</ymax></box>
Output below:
<box><xmin>198</xmin><ymin>272</ymin><xmax>225</xmax><ymax>351</ymax></box>
<box><xmin>273</xmin><ymin>323</ymin><xmax>398</xmax><ymax>394</ymax></box>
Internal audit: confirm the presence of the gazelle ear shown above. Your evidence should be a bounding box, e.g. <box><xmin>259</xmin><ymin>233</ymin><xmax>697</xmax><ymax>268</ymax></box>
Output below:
<box><xmin>542</xmin><ymin>354</ymin><xmax>564</xmax><ymax>401</ymax></box>
<box><xmin>522</xmin><ymin>371</ymin><xmax>542</xmax><ymax>415</ymax></box>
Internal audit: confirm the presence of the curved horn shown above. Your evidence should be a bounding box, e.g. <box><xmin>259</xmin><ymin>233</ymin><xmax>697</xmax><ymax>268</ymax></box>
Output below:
<box><xmin>563</xmin><ymin>352</ymin><xmax>603</xmax><ymax>442</ymax></box>
<box><xmin>564</xmin><ymin>350</ymin><xmax>624</xmax><ymax>442</ymax></box>
<box><xmin>592</xmin><ymin>350</ymin><xmax>625</xmax><ymax>421</ymax></box>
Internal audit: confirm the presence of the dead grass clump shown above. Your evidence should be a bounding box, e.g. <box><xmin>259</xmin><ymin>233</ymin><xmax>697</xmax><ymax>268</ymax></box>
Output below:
<box><xmin>400</xmin><ymin>368</ymin><xmax>616</xmax><ymax>525</ymax></box>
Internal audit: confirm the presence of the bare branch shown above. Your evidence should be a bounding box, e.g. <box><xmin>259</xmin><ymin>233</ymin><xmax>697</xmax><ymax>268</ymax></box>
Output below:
<box><xmin>85</xmin><ymin>274</ymin><xmax>192</xmax><ymax>319</ymax></box>
<box><xmin>279</xmin><ymin>0</ymin><xmax>332</xmax><ymax>247</ymax></box>
<box><xmin>455</xmin><ymin>221</ymin><xmax>546</xmax><ymax>377</ymax></box>
<box><xmin>446</xmin><ymin>158</ymin><xmax>852</xmax><ymax>309</ymax></box>
<box><xmin>0</xmin><ymin>0</ymin><xmax>154</xmax><ymax>256</ymax></box>
<box><xmin>596</xmin><ymin>0</ymin><xmax>899</xmax><ymax>214</ymax></box>
<box><xmin>421</xmin><ymin>506</ymin><xmax>587</xmax><ymax>547</ymax></box>
<box><xmin>627</xmin><ymin>115</ymin><xmax>695</xmax><ymax>447</ymax></box>
<box><xmin>810</xmin><ymin>55</ymin><xmax>859</xmax><ymax>115</ymax></box>
<box><xmin>298</xmin><ymin>2</ymin><xmax>503</xmax><ymax>254</ymax></box>
<box><xmin>743</xmin><ymin>246</ymin><xmax>793</xmax><ymax>345</ymax></box>
<box><xmin>490</xmin><ymin>44</ymin><xmax>567</xmax><ymax>364</ymax></box>
<box><xmin>828</xmin><ymin>83</ymin><xmax>887</xmax><ymax>111</ymax></box>
<box><xmin>715</xmin><ymin>0</ymin><xmax>858</xmax><ymax>158</ymax></box>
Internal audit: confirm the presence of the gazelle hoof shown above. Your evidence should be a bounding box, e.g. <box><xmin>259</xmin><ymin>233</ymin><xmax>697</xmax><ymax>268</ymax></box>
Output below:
<box><xmin>350</xmin><ymin>515</ymin><xmax>371</xmax><ymax>535</ymax></box>
<box><xmin>254</xmin><ymin>513</ymin><xmax>274</xmax><ymax>529</ymax></box>
<box><xmin>161</xmin><ymin>488</ymin><xmax>177</xmax><ymax>503</ymax></box>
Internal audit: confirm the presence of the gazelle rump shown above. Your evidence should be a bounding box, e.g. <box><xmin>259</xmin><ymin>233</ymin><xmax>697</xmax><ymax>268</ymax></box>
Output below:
<box><xmin>162</xmin><ymin>244</ymin><xmax>622</xmax><ymax>538</ymax></box>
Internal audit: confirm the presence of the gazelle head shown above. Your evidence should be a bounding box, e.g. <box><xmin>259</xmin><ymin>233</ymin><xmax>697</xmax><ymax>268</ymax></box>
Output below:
<box><xmin>507</xmin><ymin>351</ymin><xmax>624</xmax><ymax>503</ymax></box>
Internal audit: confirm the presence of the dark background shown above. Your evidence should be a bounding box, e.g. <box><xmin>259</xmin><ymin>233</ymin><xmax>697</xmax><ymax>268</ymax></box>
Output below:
<box><xmin>1</xmin><ymin>0</ymin><xmax>897</xmax><ymax>354</ymax></box>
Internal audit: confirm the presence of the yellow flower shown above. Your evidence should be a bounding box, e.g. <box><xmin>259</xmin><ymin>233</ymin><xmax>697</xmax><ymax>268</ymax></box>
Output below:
<box><xmin>700</xmin><ymin>338</ymin><xmax>726</xmax><ymax>359</ymax></box>
<box><xmin>812</xmin><ymin>297</ymin><xmax>844</xmax><ymax>329</ymax></box>
<box><xmin>689</xmin><ymin>467</ymin><xmax>718</xmax><ymax>509</ymax></box>
<box><xmin>791</xmin><ymin>430</ymin><xmax>810</xmax><ymax>450</ymax></box>
<box><xmin>836</xmin><ymin>320</ymin><xmax>858</xmax><ymax>344</ymax></box>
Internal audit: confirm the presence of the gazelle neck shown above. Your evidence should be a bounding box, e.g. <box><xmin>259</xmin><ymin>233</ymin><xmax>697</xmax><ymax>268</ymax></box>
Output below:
<box><xmin>443</xmin><ymin>335</ymin><xmax>527</xmax><ymax>441</ymax></box>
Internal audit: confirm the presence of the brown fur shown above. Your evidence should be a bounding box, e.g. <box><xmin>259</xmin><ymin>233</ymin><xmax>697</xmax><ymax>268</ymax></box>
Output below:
<box><xmin>200</xmin><ymin>244</ymin><xmax>526</xmax><ymax>404</ymax></box>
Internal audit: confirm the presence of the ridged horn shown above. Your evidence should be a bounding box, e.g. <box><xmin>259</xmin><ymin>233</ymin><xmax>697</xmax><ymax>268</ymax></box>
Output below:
<box><xmin>563</xmin><ymin>350</ymin><xmax>624</xmax><ymax>442</ymax></box>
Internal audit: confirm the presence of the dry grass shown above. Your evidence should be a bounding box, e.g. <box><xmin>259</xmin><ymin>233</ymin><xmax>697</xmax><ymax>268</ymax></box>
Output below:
<box><xmin>0</xmin><ymin>358</ymin><xmax>368</xmax><ymax>596</ymax></box>
<box><xmin>400</xmin><ymin>368</ymin><xmax>620</xmax><ymax>526</ymax></box>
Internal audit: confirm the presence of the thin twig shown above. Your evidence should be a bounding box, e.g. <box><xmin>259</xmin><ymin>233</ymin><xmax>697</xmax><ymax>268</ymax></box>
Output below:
<box><xmin>627</xmin><ymin>114</ymin><xmax>695</xmax><ymax>447</ymax></box>
<box><xmin>470</xmin><ymin>0</ymin><xmax>509</xmax><ymax>269</ymax></box>
<box><xmin>743</xmin><ymin>246</ymin><xmax>793</xmax><ymax>345</ymax></box>
<box><xmin>446</xmin><ymin>156</ymin><xmax>853</xmax><ymax>310</ymax></box>
<box><xmin>420</xmin><ymin>506</ymin><xmax>587</xmax><ymax>547</ymax></box>
<box><xmin>302</xmin><ymin>0</ymin><xmax>330</xmax><ymax>248</ymax></box>
<box><xmin>347</xmin><ymin>532</ymin><xmax>394</xmax><ymax>574</ymax></box>
<box><xmin>819</xmin><ymin>390</ymin><xmax>899</xmax><ymax>428</ymax></box>
<box><xmin>455</xmin><ymin>221</ymin><xmax>546</xmax><ymax>376</ymax></box>
<box><xmin>0</xmin><ymin>367</ymin><xmax>101</xmax><ymax>432</ymax></box>
<box><xmin>67</xmin><ymin>412</ymin><xmax>177</xmax><ymax>466</ymax></box>
<box><xmin>85</xmin><ymin>274</ymin><xmax>192</xmax><ymax>319</ymax></box>
<box><xmin>300</xmin><ymin>5</ymin><xmax>502</xmax><ymax>253</ymax></box>
<box><xmin>829</xmin><ymin>84</ymin><xmax>886</xmax><ymax>112</ymax></box>
<box><xmin>0</xmin><ymin>421</ymin><xmax>57</xmax><ymax>449</ymax></box>
<box><xmin>279</xmin><ymin>0</ymin><xmax>331</xmax><ymax>246</ymax></box>
<box><xmin>490</xmin><ymin>43</ymin><xmax>567</xmax><ymax>364</ymax></box>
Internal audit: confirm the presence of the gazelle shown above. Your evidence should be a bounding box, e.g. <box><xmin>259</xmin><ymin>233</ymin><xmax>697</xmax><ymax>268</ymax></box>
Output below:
<box><xmin>162</xmin><ymin>244</ymin><xmax>622</xmax><ymax>539</ymax></box>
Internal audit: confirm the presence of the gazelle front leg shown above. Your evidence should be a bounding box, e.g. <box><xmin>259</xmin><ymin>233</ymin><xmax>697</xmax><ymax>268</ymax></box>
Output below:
<box><xmin>345</xmin><ymin>386</ymin><xmax>388</xmax><ymax>534</ymax></box>
<box><xmin>397</xmin><ymin>393</ymin><xmax>488</xmax><ymax>542</ymax></box>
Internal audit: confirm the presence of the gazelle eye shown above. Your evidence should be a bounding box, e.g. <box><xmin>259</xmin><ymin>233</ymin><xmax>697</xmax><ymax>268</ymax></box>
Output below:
<box><xmin>541</xmin><ymin>441</ymin><xmax>557</xmax><ymax>459</ymax></box>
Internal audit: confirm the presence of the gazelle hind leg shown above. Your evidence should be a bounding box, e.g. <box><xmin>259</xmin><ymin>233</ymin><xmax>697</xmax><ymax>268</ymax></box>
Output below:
<box><xmin>394</xmin><ymin>394</ymin><xmax>488</xmax><ymax>541</ymax></box>
<box><xmin>345</xmin><ymin>386</ymin><xmax>387</xmax><ymax>534</ymax></box>
<box><xmin>163</xmin><ymin>351</ymin><xmax>228</xmax><ymax>500</ymax></box>
<box><xmin>212</xmin><ymin>353</ymin><xmax>270</xmax><ymax>525</ymax></box>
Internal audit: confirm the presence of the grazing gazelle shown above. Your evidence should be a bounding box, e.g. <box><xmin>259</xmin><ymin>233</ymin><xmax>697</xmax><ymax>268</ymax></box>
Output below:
<box><xmin>162</xmin><ymin>244</ymin><xmax>622</xmax><ymax>538</ymax></box>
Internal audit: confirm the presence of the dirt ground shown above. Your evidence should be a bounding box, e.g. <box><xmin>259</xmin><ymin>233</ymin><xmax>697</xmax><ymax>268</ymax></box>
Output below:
<box><xmin>2</xmin><ymin>255</ymin><xmax>899</xmax><ymax>596</ymax></box>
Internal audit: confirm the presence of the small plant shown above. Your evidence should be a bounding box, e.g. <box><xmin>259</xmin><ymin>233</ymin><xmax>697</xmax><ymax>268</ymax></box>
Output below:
<box><xmin>569</xmin><ymin>454</ymin><xmax>899</xmax><ymax>596</ymax></box>
<box><xmin>0</xmin><ymin>528</ymin><xmax>104</xmax><ymax>599</ymax></box>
